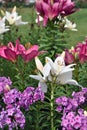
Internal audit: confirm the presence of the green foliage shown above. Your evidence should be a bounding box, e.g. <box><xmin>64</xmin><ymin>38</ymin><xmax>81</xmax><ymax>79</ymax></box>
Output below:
<box><xmin>37</xmin><ymin>21</ymin><xmax>68</xmax><ymax>58</ymax></box>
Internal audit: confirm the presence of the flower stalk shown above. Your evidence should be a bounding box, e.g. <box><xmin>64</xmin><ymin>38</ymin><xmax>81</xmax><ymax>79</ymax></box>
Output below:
<box><xmin>50</xmin><ymin>82</ymin><xmax>54</xmax><ymax>130</ymax></box>
<box><xmin>50</xmin><ymin>77</ymin><xmax>56</xmax><ymax>130</ymax></box>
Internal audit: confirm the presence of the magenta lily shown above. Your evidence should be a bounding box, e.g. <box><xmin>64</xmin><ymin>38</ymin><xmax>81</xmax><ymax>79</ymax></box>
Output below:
<box><xmin>60</xmin><ymin>0</ymin><xmax>77</xmax><ymax>16</ymax></box>
<box><xmin>36</xmin><ymin>0</ymin><xmax>60</xmax><ymax>26</ymax></box>
<box><xmin>76</xmin><ymin>41</ymin><xmax>87</xmax><ymax>63</ymax></box>
<box><xmin>64</xmin><ymin>39</ymin><xmax>87</xmax><ymax>64</ymax></box>
<box><xmin>21</xmin><ymin>45</ymin><xmax>39</xmax><ymax>63</ymax></box>
<box><xmin>65</xmin><ymin>49</ymin><xmax>75</xmax><ymax>65</ymax></box>
<box><xmin>0</xmin><ymin>40</ymin><xmax>23</xmax><ymax>63</ymax></box>
<box><xmin>35</xmin><ymin>0</ymin><xmax>76</xmax><ymax>26</ymax></box>
<box><xmin>0</xmin><ymin>40</ymin><xmax>40</xmax><ymax>63</ymax></box>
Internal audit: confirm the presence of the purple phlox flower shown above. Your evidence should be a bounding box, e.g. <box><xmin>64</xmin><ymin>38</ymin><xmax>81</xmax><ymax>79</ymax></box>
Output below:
<box><xmin>56</xmin><ymin>96</ymin><xmax>68</xmax><ymax>106</ymax></box>
<box><xmin>21</xmin><ymin>86</ymin><xmax>44</xmax><ymax>110</ymax></box>
<box><xmin>0</xmin><ymin>108</ymin><xmax>7</xmax><ymax>129</ymax></box>
<box><xmin>73</xmin><ymin>115</ymin><xmax>82</xmax><ymax>129</ymax></box>
<box><xmin>0</xmin><ymin>104</ymin><xmax>25</xmax><ymax>130</ymax></box>
<box><xmin>56</xmin><ymin>105</ymin><xmax>63</xmax><ymax>112</ymax></box>
<box><xmin>70</xmin><ymin>98</ymin><xmax>79</xmax><ymax>108</ymax></box>
<box><xmin>56</xmin><ymin>88</ymin><xmax>87</xmax><ymax>130</ymax></box>
<box><xmin>78</xmin><ymin>109</ymin><xmax>84</xmax><ymax>116</ymax></box>
<box><xmin>5</xmin><ymin>106</ymin><xmax>25</xmax><ymax>130</ymax></box>
<box><xmin>72</xmin><ymin>90</ymin><xmax>86</xmax><ymax>104</ymax></box>
<box><xmin>13</xmin><ymin>108</ymin><xmax>25</xmax><ymax>129</ymax></box>
<box><xmin>20</xmin><ymin>87</ymin><xmax>35</xmax><ymax>110</ymax></box>
<box><xmin>3</xmin><ymin>88</ymin><xmax>22</xmax><ymax>107</ymax></box>
<box><xmin>33</xmin><ymin>86</ymin><xmax>44</xmax><ymax>102</ymax></box>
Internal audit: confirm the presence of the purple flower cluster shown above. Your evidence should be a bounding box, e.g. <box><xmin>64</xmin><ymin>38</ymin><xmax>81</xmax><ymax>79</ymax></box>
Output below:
<box><xmin>3</xmin><ymin>88</ymin><xmax>22</xmax><ymax>107</ymax></box>
<box><xmin>0</xmin><ymin>106</ymin><xmax>25</xmax><ymax>130</ymax></box>
<box><xmin>0</xmin><ymin>76</ymin><xmax>12</xmax><ymax>94</ymax></box>
<box><xmin>21</xmin><ymin>86</ymin><xmax>44</xmax><ymax>110</ymax></box>
<box><xmin>56</xmin><ymin>88</ymin><xmax>87</xmax><ymax>130</ymax></box>
<box><xmin>0</xmin><ymin>76</ymin><xmax>44</xmax><ymax>130</ymax></box>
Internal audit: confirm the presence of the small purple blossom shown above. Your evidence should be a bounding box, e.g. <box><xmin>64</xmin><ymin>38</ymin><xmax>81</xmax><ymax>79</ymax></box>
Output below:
<box><xmin>33</xmin><ymin>86</ymin><xmax>44</xmax><ymax>102</ymax></box>
<box><xmin>55</xmin><ymin>96</ymin><xmax>68</xmax><ymax>106</ymax></box>
<box><xmin>21</xmin><ymin>86</ymin><xmax>44</xmax><ymax>110</ymax></box>
<box><xmin>56</xmin><ymin>88</ymin><xmax>87</xmax><ymax>130</ymax></box>
<box><xmin>3</xmin><ymin>88</ymin><xmax>22</xmax><ymax>107</ymax></box>
<box><xmin>0</xmin><ymin>106</ymin><xmax>25</xmax><ymax>130</ymax></box>
<box><xmin>20</xmin><ymin>87</ymin><xmax>34</xmax><ymax>110</ymax></box>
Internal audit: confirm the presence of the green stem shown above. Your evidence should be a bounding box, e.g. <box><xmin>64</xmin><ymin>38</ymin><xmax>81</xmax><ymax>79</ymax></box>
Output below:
<box><xmin>50</xmin><ymin>83</ymin><xmax>54</xmax><ymax>130</ymax></box>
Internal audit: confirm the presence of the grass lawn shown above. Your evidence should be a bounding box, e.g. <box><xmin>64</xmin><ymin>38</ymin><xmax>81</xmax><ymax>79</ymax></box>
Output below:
<box><xmin>66</xmin><ymin>8</ymin><xmax>87</xmax><ymax>47</ymax></box>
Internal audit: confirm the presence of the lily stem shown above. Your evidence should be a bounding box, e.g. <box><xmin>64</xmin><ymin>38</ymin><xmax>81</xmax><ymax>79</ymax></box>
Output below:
<box><xmin>50</xmin><ymin>82</ymin><xmax>54</xmax><ymax>130</ymax></box>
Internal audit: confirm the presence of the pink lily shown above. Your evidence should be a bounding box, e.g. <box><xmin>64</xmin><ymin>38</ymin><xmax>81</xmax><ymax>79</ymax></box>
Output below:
<box><xmin>76</xmin><ymin>41</ymin><xmax>87</xmax><ymax>63</ymax></box>
<box><xmin>0</xmin><ymin>39</ymin><xmax>41</xmax><ymax>63</ymax></box>
<box><xmin>21</xmin><ymin>45</ymin><xmax>39</xmax><ymax>63</ymax></box>
<box><xmin>60</xmin><ymin>0</ymin><xmax>77</xmax><ymax>16</ymax></box>
<box><xmin>65</xmin><ymin>49</ymin><xmax>75</xmax><ymax>65</ymax></box>
<box><xmin>36</xmin><ymin>0</ymin><xmax>60</xmax><ymax>26</ymax></box>
<box><xmin>35</xmin><ymin>0</ymin><xmax>77</xmax><ymax>26</ymax></box>
<box><xmin>0</xmin><ymin>40</ymin><xmax>24</xmax><ymax>63</ymax></box>
<box><xmin>64</xmin><ymin>39</ymin><xmax>87</xmax><ymax>64</ymax></box>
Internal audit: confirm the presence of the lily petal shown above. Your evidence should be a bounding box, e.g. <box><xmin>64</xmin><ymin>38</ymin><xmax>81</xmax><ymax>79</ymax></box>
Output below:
<box><xmin>43</xmin><ymin>62</ymin><xmax>51</xmax><ymax>77</ymax></box>
<box><xmin>39</xmin><ymin>82</ymin><xmax>47</xmax><ymax>92</ymax></box>
<box><xmin>35</xmin><ymin>57</ymin><xmax>43</xmax><ymax>74</ymax></box>
<box><xmin>29</xmin><ymin>74</ymin><xmax>43</xmax><ymax>81</ymax></box>
<box><xmin>56</xmin><ymin>71</ymin><xmax>72</xmax><ymax>84</ymax></box>
<box><xmin>65</xmin><ymin>79</ymin><xmax>79</xmax><ymax>86</ymax></box>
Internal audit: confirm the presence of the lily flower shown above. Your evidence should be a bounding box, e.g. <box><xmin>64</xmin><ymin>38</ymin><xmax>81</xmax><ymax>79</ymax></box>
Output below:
<box><xmin>15</xmin><ymin>16</ymin><xmax>28</xmax><ymax>26</ymax></box>
<box><xmin>46</xmin><ymin>52</ymin><xmax>79</xmax><ymax>86</ymax></box>
<box><xmin>30</xmin><ymin>56</ymin><xmax>51</xmax><ymax>92</ymax></box>
<box><xmin>60</xmin><ymin>0</ymin><xmax>77</xmax><ymax>16</ymax></box>
<box><xmin>36</xmin><ymin>0</ymin><xmax>60</xmax><ymax>26</ymax></box>
<box><xmin>64</xmin><ymin>49</ymin><xmax>75</xmax><ymax>65</ymax></box>
<box><xmin>64</xmin><ymin>18</ymin><xmax>77</xmax><ymax>31</ymax></box>
<box><xmin>35</xmin><ymin>0</ymin><xmax>77</xmax><ymax>26</ymax></box>
<box><xmin>0</xmin><ymin>17</ymin><xmax>9</xmax><ymax>34</ymax></box>
<box><xmin>0</xmin><ymin>40</ymin><xmax>24</xmax><ymax>63</ymax></box>
<box><xmin>21</xmin><ymin>45</ymin><xmax>40</xmax><ymax>63</ymax></box>
<box><xmin>46</xmin><ymin>56</ymin><xmax>79</xmax><ymax>86</ymax></box>
<box><xmin>0</xmin><ymin>39</ymin><xmax>40</xmax><ymax>63</ymax></box>
<box><xmin>75</xmin><ymin>40</ymin><xmax>87</xmax><ymax>63</ymax></box>
<box><xmin>4</xmin><ymin>6</ymin><xmax>28</xmax><ymax>25</ymax></box>
<box><xmin>30</xmin><ymin>52</ymin><xmax>80</xmax><ymax>92</ymax></box>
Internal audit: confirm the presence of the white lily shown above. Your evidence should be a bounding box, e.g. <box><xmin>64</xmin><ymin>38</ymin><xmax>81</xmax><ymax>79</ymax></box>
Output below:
<box><xmin>4</xmin><ymin>6</ymin><xmax>28</xmax><ymax>25</ymax></box>
<box><xmin>0</xmin><ymin>17</ymin><xmax>9</xmax><ymax>34</ymax></box>
<box><xmin>30</xmin><ymin>57</ymin><xmax>51</xmax><ymax>92</ymax></box>
<box><xmin>46</xmin><ymin>52</ymin><xmax>79</xmax><ymax>86</ymax></box>
<box><xmin>46</xmin><ymin>52</ymin><xmax>65</xmax><ymax>76</ymax></box>
<box><xmin>64</xmin><ymin>18</ymin><xmax>77</xmax><ymax>31</ymax></box>
<box><xmin>15</xmin><ymin>16</ymin><xmax>28</xmax><ymax>26</ymax></box>
<box><xmin>30</xmin><ymin>53</ymin><xmax>80</xmax><ymax>92</ymax></box>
